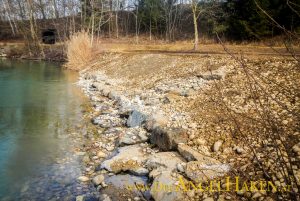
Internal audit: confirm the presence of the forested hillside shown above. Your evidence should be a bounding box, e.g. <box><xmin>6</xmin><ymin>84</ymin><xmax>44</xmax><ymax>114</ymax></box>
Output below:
<box><xmin>1</xmin><ymin>0</ymin><xmax>299</xmax><ymax>42</ymax></box>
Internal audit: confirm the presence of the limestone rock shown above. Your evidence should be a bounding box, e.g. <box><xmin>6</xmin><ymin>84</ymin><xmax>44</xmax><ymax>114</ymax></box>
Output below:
<box><xmin>150</xmin><ymin>128</ymin><xmax>188</xmax><ymax>151</ymax></box>
<box><xmin>177</xmin><ymin>163</ymin><xmax>185</xmax><ymax>172</ymax></box>
<box><xmin>197</xmin><ymin>74</ymin><xmax>222</xmax><ymax>81</ymax></box>
<box><xmin>177</xmin><ymin>144</ymin><xmax>218</xmax><ymax>163</ymax></box>
<box><xmin>185</xmin><ymin>161</ymin><xmax>230</xmax><ymax>183</ymax></box>
<box><xmin>118</xmin><ymin>128</ymin><xmax>149</xmax><ymax>146</ymax></box>
<box><xmin>77</xmin><ymin>176</ymin><xmax>89</xmax><ymax>182</ymax></box>
<box><xmin>145</xmin><ymin>112</ymin><xmax>169</xmax><ymax>130</ymax></box>
<box><xmin>146</xmin><ymin>152</ymin><xmax>186</xmax><ymax>173</ymax></box>
<box><xmin>92</xmin><ymin>114</ymin><xmax>125</xmax><ymax>128</ymax></box>
<box><xmin>150</xmin><ymin>171</ymin><xmax>186</xmax><ymax>201</ymax></box>
<box><xmin>101</xmin><ymin>145</ymin><xmax>149</xmax><ymax>173</ymax></box>
<box><xmin>103</xmin><ymin>174</ymin><xmax>150</xmax><ymax>200</ymax></box>
<box><xmin>213</xmin><ymin>140</ymin><xmax>223</xmax><ymax>152</ymax></box>
<box><xmin>127</xmin><ymin>110</ymin><xmax>147</xmax><ymax>127</ymax></box>
<box><xmin>130</xmin><ymin>167</ymin><xmax>149</xmax><ymax>176</ymax></box>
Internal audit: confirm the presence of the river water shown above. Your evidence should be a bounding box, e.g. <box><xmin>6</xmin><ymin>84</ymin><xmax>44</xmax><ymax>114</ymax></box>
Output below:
<box><xmin>0</xmin><ymin>59</ymin><xmax>95</xmax><ymax>200</ymax></box>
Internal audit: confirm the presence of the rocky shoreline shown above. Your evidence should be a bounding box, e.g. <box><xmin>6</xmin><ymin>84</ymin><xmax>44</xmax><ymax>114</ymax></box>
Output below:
<box><xmin>74</xmin><ymin>53</ymin><xmax>299</xmax><ymax>201</ymax></box>
<box><xmin>75</xmin><ymin>63</ymin><xmax>234</xmax><ymax>201</ymax></box>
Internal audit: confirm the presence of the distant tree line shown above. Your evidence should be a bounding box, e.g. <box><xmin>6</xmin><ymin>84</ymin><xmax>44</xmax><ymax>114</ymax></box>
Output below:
<box><xmin>0</xmin><ymin>0</ymin><xmax>299</xmax><ymax>46</ymax></box>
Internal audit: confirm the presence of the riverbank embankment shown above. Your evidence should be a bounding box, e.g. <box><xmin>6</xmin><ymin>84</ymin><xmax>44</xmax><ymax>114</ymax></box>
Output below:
<box><xmin>75</xmin><ymin>52</ymin><xmax>300</xmax><ymax>201</ymax></box>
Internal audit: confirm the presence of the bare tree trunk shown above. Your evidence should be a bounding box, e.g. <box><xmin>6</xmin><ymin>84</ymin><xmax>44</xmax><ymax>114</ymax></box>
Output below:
<box><xmin>193</xmin><ymin>5</ymin><xmax>199</xmax><ymax>50</ymax></box>
<box><xmin>3</xmin><ymin>0</ymin><xmax>16</xmax><ymax>36</ymax></box>
<box><xmin>135</xmin><ymin>1</ymin><xmax>139</xmax><ymax>44</ymax></box>
<box><xmin>149</xmin><ymin>17</ymin><xmax>152</xmax><ymax>41</ymax></box>
<box><xmin>192</xmin><ymin>1</ymin><xmax>199</xmax><ymax>50</ymax></box>
<box><xmin>27</xmin><ymin>0</ymin><xmax>44</xmax><ymax>58</ymax></box>
<box><xmin>16</xmin><ymin>0</ymin><xmax>26</xmax><ymax>20</ymax></box>
<box><xmin>38</xmin><ymin>0</ymin><xmax>47</xmax><ymax>19</ymax></box>
<box><xmin>90</xmin><ymin>0</ymin><xmax>95</xmax><ymax>45</ymax></box>
<box><xmin>53</xmin><ymin>0</ymin><xmax>59</xmax><ymax>19</ymax></box>
<box><xmin>135</xmin><ymin>14</ymin><xmax>138</xmax><ymax>43</ymax></box>
<box><xmin>109</xmin><ymin>0</ymin><xmax>113</xmax><ymax>38</ymax></box>
<box><xmin>97</xmin><ymin>1</ymin><xmax>104</xmax><ymax>38</ymax></box>
<box><xmin>115</xmin><ymin>0</ymin><xmax>119</xmax><ymax>38</ymax></box>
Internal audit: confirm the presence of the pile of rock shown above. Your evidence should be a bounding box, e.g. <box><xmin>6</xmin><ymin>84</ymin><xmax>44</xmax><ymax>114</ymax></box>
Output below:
<box><xmin>76</xmin><ymin>69</ymin><xmax>232</xmax><ymax>201</ymax></box>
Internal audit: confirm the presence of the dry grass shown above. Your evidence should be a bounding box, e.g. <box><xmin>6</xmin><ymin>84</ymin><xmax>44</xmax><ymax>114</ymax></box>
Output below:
<box><xmin>65</xmin><ymin>31</ymin><xmax>94</xmax><ymax>71</ymax></box>
<box><xmin>93</xmin><ymin>37</ymin><xmax>299</xmax><ymax>58</ymax></box>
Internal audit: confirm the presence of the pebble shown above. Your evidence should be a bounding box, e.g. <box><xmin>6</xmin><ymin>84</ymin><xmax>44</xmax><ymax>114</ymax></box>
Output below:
<box><xmin>213</xmin><ymin>140</ymin><xmax>223</xmax><ymax>152</ymax></box>
<box><xmin>92</xmin><ymin>174</ymin><xmax>105</xmax><ymax>185</ymax></box>
<box><xmin>252</xmin><ymin>192</ymin><xmax>262</xmax><ymax>199</ymax></box>
<box><xmin>236</xmin><ymin>190</ymin><xmax>244</xmax><ymax>195</ymax></box>
<box><xmin>97</xmin><ymin>151</ymin><xmax>107</xmax><ymax>158</ymax></box>
<box><xmin>189</xmin><ymin>134</ymin><xmax>195</xmax><ymax>139</ymax></box>
<box><xmin>233</xmin><ymin>145</ymin><xmax>244</xmax><ymax>154</ymax></box>
<box><xmin>177</xmin><ymin>163</ymin><xmax>185</xmax><ymax>172</ymax></box>
<box><xmin>76</xmin><ymin>195</ymin><xmax>85</xmax><ymax>201</ymax></box>
<box><xmin>196</xmin><ymin>138</ymin><xmax>206</xmax><ymax>145</ymax></box>
<box><xmin>77</xmin><ymin>176</ymin><xmax>89</xmax><ymax>182</ymax></box>
<box><xmin>101</xmin><ymin>181</ymin><xmax>108</xmax><ymax>187</ymax></box>
<box><xmin>106</xmin><ymin>146</ymin><xmax>114</xmax><ymax>151</ymax></box>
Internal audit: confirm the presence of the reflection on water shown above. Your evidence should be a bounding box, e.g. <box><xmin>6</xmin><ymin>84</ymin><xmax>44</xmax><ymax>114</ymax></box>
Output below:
<box><xmin>0</xmin><ymin>59</ymin><xmax>93</xmax><ymax>200</ymax></box>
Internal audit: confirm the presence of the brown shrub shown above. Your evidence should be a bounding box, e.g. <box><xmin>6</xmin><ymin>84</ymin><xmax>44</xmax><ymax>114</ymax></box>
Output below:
<box><xmin>65</xmin><ymin>31</ymin><xmax>93</xmax><ymax>71</ymax></box>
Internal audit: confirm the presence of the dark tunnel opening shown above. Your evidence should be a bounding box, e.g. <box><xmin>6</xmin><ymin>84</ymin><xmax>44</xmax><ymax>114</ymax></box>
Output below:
<box><xmin>42</xmin><ymin>29</ymin><xmax>56</xmax><ymax>44</ymax></box>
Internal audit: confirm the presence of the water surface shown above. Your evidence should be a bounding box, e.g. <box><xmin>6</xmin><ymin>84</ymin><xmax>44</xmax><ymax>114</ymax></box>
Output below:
<box><xmin>0</xmin><ymin>59</ymin><xmax>91</xmax><ymax>200</ymax></box>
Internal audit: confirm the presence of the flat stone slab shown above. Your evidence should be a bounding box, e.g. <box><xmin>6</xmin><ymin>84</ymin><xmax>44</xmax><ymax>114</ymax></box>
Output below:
<box><xmin>177</xmin><ymin>144</ymin><xmax>218</xmax><ymax>164</ymax></box>
<box><xmin>101</xmin><ymin>145</ymin><xmax>149</xmax><ymax>174</ymax></box>
<box><xmin>105</xmin><ymin>174</ymin><xmax>148</xmax><ymax>190</ymax></box>
<box><xmin>102</xmin><ymin>174</ymin><xmax>151</xmax><ymax>201</ymax></box>
<box><xmin>146</xmin><ymin>152</ymin><xmax>186</xmax><ymax>172</ymax></box>
<box><xmin>150</xmin><ymin>170</ymin><xmax>186</xmax><ymax>201</ymax></box>
<box><xmin>185</xmin><ymin>161</ymin><xmax>231</xmax><ymax>183</ymax></box>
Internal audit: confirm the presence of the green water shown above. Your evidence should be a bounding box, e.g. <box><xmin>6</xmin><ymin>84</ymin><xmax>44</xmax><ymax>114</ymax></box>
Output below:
<box><xmin>0</xmin><ymin>59</ymin><xmax>90</xmax><ymax>200</ymax></box>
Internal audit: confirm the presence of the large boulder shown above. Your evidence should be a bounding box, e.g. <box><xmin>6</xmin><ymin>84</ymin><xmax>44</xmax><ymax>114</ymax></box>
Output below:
<box><xmin>150</xmin><ymin>128</ymin><xmax>188</xmax><ymax>151</ymax></box>
<box><xmin>105</xmin><ymin>174</ymin><xmax>148</xmax><ymax>190</ymax></box>
<box><xmin>145</xmin><ymin>112</ymin><xmax>169</xmax><ymax>130</ymax></box>
<box><xmin>150</xmin><ymin>170</ymin><xmax>186</xmax><ymax>201</ymax></box>
<box><xmin>127</xmin><ymin>110</ymin><xmax>147</xmax><ymax>127</ymax></box>
<box><xmin>102</xmin><ymin>174</ymin><xmax>150</xmax><ymax>201</ymax></box>
<box><xmin>146</xmin><ymin>152</ymin><xmax>186</xmax><ymax>173</ymax></box>
<box><xmin>101</xmin><ymin>145</ymin><xmax>149</xmax><ymax>174</ymax></box>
